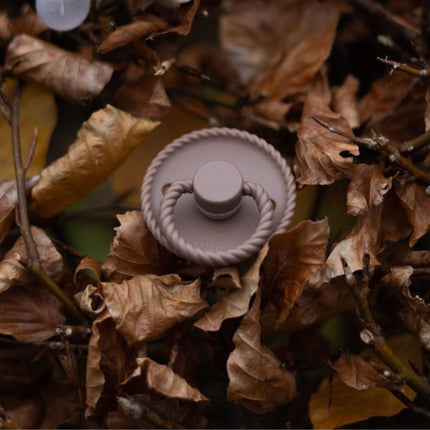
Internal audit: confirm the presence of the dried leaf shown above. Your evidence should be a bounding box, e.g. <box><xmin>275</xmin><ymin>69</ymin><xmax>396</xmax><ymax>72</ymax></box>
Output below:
<box><xmin>75</xmin><ymin>284</ymin><xmax>106</xmax><ymax>317</ymax></box>
<box><xmin>0</xmin><ymin>80</ymin><xmax>56</xmax><ymax>179</ymax></box>
<box><xmin>0</xmin><ymin>180</ymin><xmax>17</xmax><ymax>245</ymax></box>
<box><xmin>309</xmin><ymin>190</ymin><xmax>411</xmax><ymax>287</ymax></box>
<box><xmin>333</xmin><ymin>75</ymin><xmax>360</xmax><ymax>129</ymax></box>
<box><xmin>102</xmin><ymin>274</ymin><xmax>207</xmax><ymax>344</ymax></box>
<box><xmin>74</xmin><ymin>257</ymin><xmax>102</xmax><ymax>289</ymax></box>
<box><xmin>347</xmin><ymin>164</ymin><xmax>392</xmax><ymax>216</ymax></box>
<box><xmin>6</xmin><ymin>34</ymin><xmax>114</xmax><ymax>104</ymax></box>
<box><xmin>102</xmin><ymin>211</ymin><xmax>172</xmax><ymax>282</ymax></box>
<box><xmin>262</xmin><ymin>219</ymin><xmax>329</xmax><ymax>326</ymax></box>
<box><xmin>194</xmin><ymin>245</ymin><xmax>267</xmax><ymax>332</ymax></box>
<box><xmin>309</xmin><ymin>334</ymin><xmax>422</xmax><ymax>429</ymax></box>
<box><xmin>9</xmin><ymin>4</ymin><xmax>50</xmax><ymax>37</ymax></box>
<box><xmin>0</xmin><ymin>283</ymin><xmax>65</xmax><ymax>342</ymax></box>
<box><xmin>295</xmin><ymin>94</ymin><xmax>359</xmax><ymax>185</ymax></box>
<box><xmin>226</xmin><ymin>292</ymin><xmax>296</xmax><ymax>413</ymax></box>
<box><xmin>0</xmin><ymin>226</ymin><xmax>64</xmax><ymax>294</ymax></box>
<box><xmin>208</xmin><ymin>267</ymin><xmax>242</xmax><ymax>290</ymax></box>
<box><xmin>394</xmin><ymin>181</ymin><xmax>430</xmax><ymax>246</ymax></box>
<box><xmin>31</xmin><ymin>105</ymin><xmax>159</xmax><ymax>218</ymax></box>
<box><xmin>98</xmin><ymin>15</ymin><xmax>168</xmax><ymax>54</ymax></box>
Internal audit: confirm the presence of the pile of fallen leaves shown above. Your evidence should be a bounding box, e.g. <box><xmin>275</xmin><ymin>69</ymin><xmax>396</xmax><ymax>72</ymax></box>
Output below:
<box><xmin>2</xmin><ymin>0</ymin><xmax>430</xmax><ymax>428</ymax></box>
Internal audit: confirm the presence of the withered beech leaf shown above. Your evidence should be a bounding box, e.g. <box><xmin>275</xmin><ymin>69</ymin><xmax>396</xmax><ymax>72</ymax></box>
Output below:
<box><xmin>0</xmin><ymin>283</ymin><xmax>65</xmax><ymax>342</ymax></box>
<box><xmin>333</xmin><ymin>75</ymin><xmax>360</xmax><ymax>129</ymax></box>
<box><xmin>347</xmin><ymin>164</ymin><xmax>392</xmax><ymax>216</ymax></box>
<box><xmin>194</xmin><ymin>245</ymin><xmax>268</xmax><ymax>332</ymax></box>
<box><xmin>102</xmin><ymin>211</ymin><xmax>171</xmax><ymax>282</ymax></box>
<box><xmin>6</xmin><ymin>34</ymin><xmax>113</xmax><ymax>104</ymax></box>
<box><xmin>74</xmin><ymin>256</ymin><xmax>102</xmax><ymax>290</ymax></box>
<box><xmin>309</xmin><ymin>191</ymin><xmax>411</xmax><ymax>287</ymax></box>
<box><xmin>309</xmin><ymin>334</ymin><xmax>422</xmax><ymax>429</ymax></box>
<box><xmin>0</xmin><ymin>180</ymin><xmax>17</xmax><ymax>245</ymax></box>
<box><xmin>382</xmin><ymin>266</ymin><xmax>430</xmax><ymax>351</ymax></box>
<box><xmin>98</xmin><ymin>15</ymin><xmax>168</xmax><ymax>54</ymax></box>
<box><xmin>329</xmin><ymin>353</ymin><xmax>396</xmax><ymax>391</ymax></box>
<box><xmin>31</xmin><ymin>105</ymin><xmax>159</xmax><ymax>218</ymax></box>
<box><xmin>295</xmin><ymin>94</ymin><xmax>359</xmax><ymax>185</ymax></box>
<box><xmin>75</xmin><ymin>284</ymin><xmax>105</xmax><ymax>317</ymax></box>
<box><xmin>394</xmin><ymin>181</ymin><xmax>430</xmax><ymax>246</ymax></box>
<box><xmin>262</xmin><ymin>219</ymin><xmax>329</xmax><ymax>326</ymax></box>
<box><xmin>226</xmin><ymin>292</ymin><xmax>296</xmax><ymax>414</ymax></box>
<box><xmin>9</xmin><ymin>4</ymin><xmax>50</xmax><ymax>37</ymax></box>
<box><xmin>0</xmin><ymin>226</ymin><xmax>64</xmax><ymax>294</ymax></box>
<box><xmin>102</xmin><ymin>274</ymin><xmax>207</xmax><ymax>344</ymax></box>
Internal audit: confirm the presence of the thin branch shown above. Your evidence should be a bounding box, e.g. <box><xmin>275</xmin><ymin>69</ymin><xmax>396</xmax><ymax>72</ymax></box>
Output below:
<box><xmin>391</xmin><ymin>389</ymin><xmax>430</xmax><ymax>418</ymax></box>
<box><xmin>23</xmin><ymin>127</ymin><xmax>38</xmax><ymax>171</ymax></box>
<box><xmin>342</xmin><ymin>256</ymin><xmax>430</xmax><ymax>398</ymax></box>
<box><xmin>10</xmin><ymin>83</ymin><xmax>87</xmax><ymax>324</ymax></box>
<box><xmin>312</xmin><ymin>116</ymin><xmax>430</xmax><ymax>186</ymax></box>
<box><xmin>377</xmin><ymin>57</ymin><xmax>430</xmax><ymax>77</ymax></box>
<box><xmin>400</xmin><ymin>130</ymin><xmax>430</xmax><ymax>154</ymax></box>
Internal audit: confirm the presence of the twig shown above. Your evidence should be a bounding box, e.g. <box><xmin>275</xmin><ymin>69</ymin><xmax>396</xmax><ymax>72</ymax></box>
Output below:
<box><xmin>23</xmin><ymin>127</ymin><xmax>38</xmax><ymax>171</ymax></box>
<box><xmin>391</xmin><ymin>389</ymin><xmax>430</xmax><ymax>418</ymax></box>
<box><xmin>312</xmin><ymin>116</ymin><xmax>430</xmax><ymax>185</ymax></box>
<box><xmin>377</xmin><ymin>57</ymin><xmax>430</xmax><ymax>77</ymax></box>
<box><xmin>10</xmin><ymin>83</ymin><xmax>87</xmax><ymax>324</ymax></box>
<box><xmin>341</xmin><ymin>256</ymin><xmax>430</xmax><ymax>398</ymax></box>
<box><xmin>400</xmin><ymin>130</ymin><xmax>430</xmax><ymax>154</ymax></box>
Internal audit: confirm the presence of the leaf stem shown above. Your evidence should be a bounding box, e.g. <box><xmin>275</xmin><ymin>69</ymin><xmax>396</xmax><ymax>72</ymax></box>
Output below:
<box><xmin>341</xmin><ymin>256</ymin><xmax>430</xmax><ymax>398</ymax></box>
<box><xmin>10</xmin><ymin>83</ymin><xmax>87</xmax><ymax>324</ymax></box>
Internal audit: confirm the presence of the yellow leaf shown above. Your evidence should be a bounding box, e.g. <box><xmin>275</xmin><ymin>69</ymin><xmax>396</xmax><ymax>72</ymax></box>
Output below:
<box><xmin>31</xmin><ymin>105</ymin><xmax>159</xmax><ymax>217</ymax></box>
<box><xmin>309</xmin><ymin>333</ymin><xmax>423</xmax><ymax>429</ymax></box>
<box><xmin>0</xmin><ymin>80</ymin><xmax>56</xmax><ymax>178</ymax></box>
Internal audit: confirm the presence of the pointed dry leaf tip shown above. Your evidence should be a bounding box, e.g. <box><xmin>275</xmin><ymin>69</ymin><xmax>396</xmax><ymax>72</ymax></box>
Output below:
<box><xmin>31</xmin><ymin>105</ymin><xmax>160</xmax><ymax>218</ymax></box>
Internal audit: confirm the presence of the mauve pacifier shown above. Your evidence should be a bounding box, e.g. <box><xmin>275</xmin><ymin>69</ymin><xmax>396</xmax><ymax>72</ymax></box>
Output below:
<box><xmin>141</xmin><ymin>128</ymin><xmax>296</xmax><ymax>266</ymax></box>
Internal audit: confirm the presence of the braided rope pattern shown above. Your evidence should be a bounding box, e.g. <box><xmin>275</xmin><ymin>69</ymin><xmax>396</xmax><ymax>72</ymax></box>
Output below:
<box><xmin>141</xmin><ymin>127</ymin><xmax>297</xmax><ymax>263</ymax></box>
<box><xmin>159</xmin><ymin>180</ymin><xmax>274</xmax><ymax>266</ymax></box>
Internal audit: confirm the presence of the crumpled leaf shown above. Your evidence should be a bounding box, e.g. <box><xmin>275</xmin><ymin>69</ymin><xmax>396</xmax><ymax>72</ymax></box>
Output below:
<box><xmin>0</xmin><ymin>180</ymin><xmax>17</xmax><ymax>245</ymax></box>
<box><xmin>309</xmin><ymin>190</ymin><xmax>411</xmax><ymax>287</ymax></box>
<box><xmin>347</xmin><ymin>164</ymin><xmax>392</xmax><ymax>216</ymax></box>
<box><xmin>394</xmin><ymin>181</ymin><xmax>430</xmax><ymax>246</ymax></box>
<box><xmin>0</xmin><ymin>226</ymin><xmax>64</xmax><ymax>294</ymax></box>
<box><xmin>262</xmin><ymin>219</ymin><xmax>329</xmax><ymax>326</ymax></box>
<box><xmin>6</xmin><ymin>34</ymin><xmax>114</xmax><ymax>104</ymax></box>
<box><xmin>194</xmin><ymin>245</ymin><xmax>267</xmax><ymax>332</ymax></box>
<box><xmin>9</xmin><ymin>4</ymin><xmax>50</xmax><ymax>37</ymax></box>
<box><xmin>382</xmin><ymin>266</ymin><xmax>430</xmax><ymax>351</ymax></box>
<box><xmin>309</xmin><ymin>334</ymin><xmax>422</xmax><ymax>429</ymax></box>
<box><xmin>226</xmin><ymin>292</ymin><xmax>296</xmax><ymax>413</ymax></box>
<box><xmin>74</xmin><ymin>257</ymin><xmax>102</xmax><ymax>290</ymax></box>
<box><xmin>75</xmin><ymin>284</ymin><xmax>106</xmax><ymax>317</ymax></box>
<box><xmin>102</xmin><ymin>211</ymin><xmax>172</xmax><ymax>282</ymax></box>
<box><xmin>295</xmin><ymin>93</ymin><xmax>359</xmax><ymax>185</ymax></box>
<box><xmin>31</xmin><ymin>105</ymin><xmax>159</xmax><ymax>218</ymax></box>
<box><xmin>102</xmin><ymin>274</ymin><xmax>207</xmax><ymax>344</ymax></box>
<box><xmin>0</xmin><ymin>283</ymin><xmax>66</xmax><ymax>342</ymax></box>
<box><xmin>333</xmin><ymin>74</ymin><xmax>360</xmax><ymax>129</ymax></box>
<box><xmin>85</xmin><ymin>311</ymin><xmax>137</xmax><ymax>417</ymax></box>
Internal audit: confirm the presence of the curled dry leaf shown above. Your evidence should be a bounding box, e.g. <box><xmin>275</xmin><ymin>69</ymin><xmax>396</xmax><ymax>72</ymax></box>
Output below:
<box><xmin>227</xmin><ymin>292</ymin><xmax>296</xmax><ymax>414</ymax></box>
<box><xmin>309</xmin><ymin>334</ymin><xmax>422</xmax><ymax>429</ymax></box>
<box><xmin>295</xmin><ymin>94</ymin><xmax>359</xmax><ymax>185</ymax></box>
<box><xmin>102</xmin><ymin>211</ymin><xmax>172</xmax><ymax>282</ymax></box>
<box><xmin>31</xmin><ymin>105</ymin><xmax>159</xmax><ymax>218</ymax></box>
<box><xmin>102</xmin><ymin>274</ymin><xmax>207</xmax><ymax>344</ymax></box>
<box><xmin>98</xmin><ymin>15</ymin><xmax>167</xmax><ymax>54</ymax></box>
<box><xmin>333</xmin><ymin>75</ymin><xmax>360</xmax><ymax>129</ymax></box>
<box><xmin>74</xmin><ymin>256</ymin><xmax>102</xmax><ymax>290</ymax></box>
<box><xmin>0</xmin><ymin>226</ymin><xmax>64</xmax><ymax>294</ymax></box>
<box><xmin>75</xmin><ymin>284</ymin><xmax>105</xmax><ymax>317</ymax></box>
<box><xmin>6</xmin><ymin>34</ymin><xmax>113</xmax><ymax>104</ymax></box>
<box><xmin>347</xmin><ymin>164</ymin><xmax>392</xmax><ymax>216</ymax></box>
<box><xmin>262</xmin><ymin>219</ymin><xmax>329</xmax><ymax>326</ymax></box>
<box><xmin>194</xmin><ymin>245</ymin><xmax>268</xmax><ymax>332</ymax></box>
<box><xmin>394</xmin><ymin>181</ymin><xmax>430</xmax><ymax>246</ymax></box>
<box><xmin>309</xmin><ymin>190</ymin><xmax>411</xmax><ymax>287</ymax></box>
<box><xmin>0</xmin><ymin>283</ymin><xmax>66</xmax><ymax>342</ymax></box>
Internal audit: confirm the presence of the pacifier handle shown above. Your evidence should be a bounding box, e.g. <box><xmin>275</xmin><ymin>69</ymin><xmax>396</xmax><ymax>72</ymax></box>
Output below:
<box><xmin>158</xmin><ymin>179</ymin><xmax>274</xmax><ymax>266</ymax></box>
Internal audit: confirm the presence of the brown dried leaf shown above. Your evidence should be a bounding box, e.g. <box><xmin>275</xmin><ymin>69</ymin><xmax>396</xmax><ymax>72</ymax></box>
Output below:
<box><xmin>6</xmin><ymin>34</ymin><xmax>113</xmax><ymax>104</ymax></box>
<box><xmin>262</xmin><ymin>219</ymin><xmax>329</xmax><ymax>326</ymax></box>
<box><xmin>0</xmin><ymin>180</ymin><xmax>17</xmax><ymax>245</ymax></box>
<box><xmin>0</xmin><ymin>283</ymin><xmax>65</xmax><ymax>342</ymax></box>
<box><xmin>98</xmin><ymin>15</ymin><xmax>168</xmax><ymax>54</ymax></box>
<box><xmin>102</xmin><ymin>274</ymin><xmax>207</xmax><ymax>344</ymax></box>
<box><xmin>394</xmin><ymin>181</ymin><xmax>430</xmax><ymax>246</ymax></box>
<box><xmin>0</xmin><ymin>226</ymin><xmax>64</xmax><ymax>294</ymax></box>
<box><xmin>102</xmin><ymin>211</ymin><xmax>172</xmax><ymax>282</ymax></box>
<box><xmin>9</xmin><ymin>4</ymin><xmax>50</xmax><ymax>37</ymax></box>
<box><xmin>226</xmin><ymin>292</ymin><xmax>296</xmax><ymax>413</ymax></box>
<box><xmin>75</xmin><ymin>284</ymin><xmax>105</xmax><ymax>317</ymax></box>
<box><xmin>309</xmin><ymin>334</ymin><xmax>421</xmax><ymax>429</ymax></box>
<box><xmin>295</xmin><ymin>94</ymin><xmax>359</xmax><ymax>185</ymax></box>
<box><xmin>333</xmin><ymin>75</ymin><xmax>360</xmax><ymax>129</ymax></box>
<box><xmin>347</xmin><ymin>164</ymin><xmax>392</xmax><ymax>216</ymax></box>
<box><xmin>31</xmin><ymin>105</ymin><xmax>159</xmax><ymax>218</ymax></box>
<box><xmin>194</xmin><ymin>246</ymin><xmax>267</xmax><ymax>332</ymax></box>
<box><xmin>74</xmin><ymin>257</ymin><xmax>102</xmax><ymax>289</ymax></box>
<box><xmin>310</xmin><ymin>191</ymin><xmax>411</xmax><ymax>287</ymax></box>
